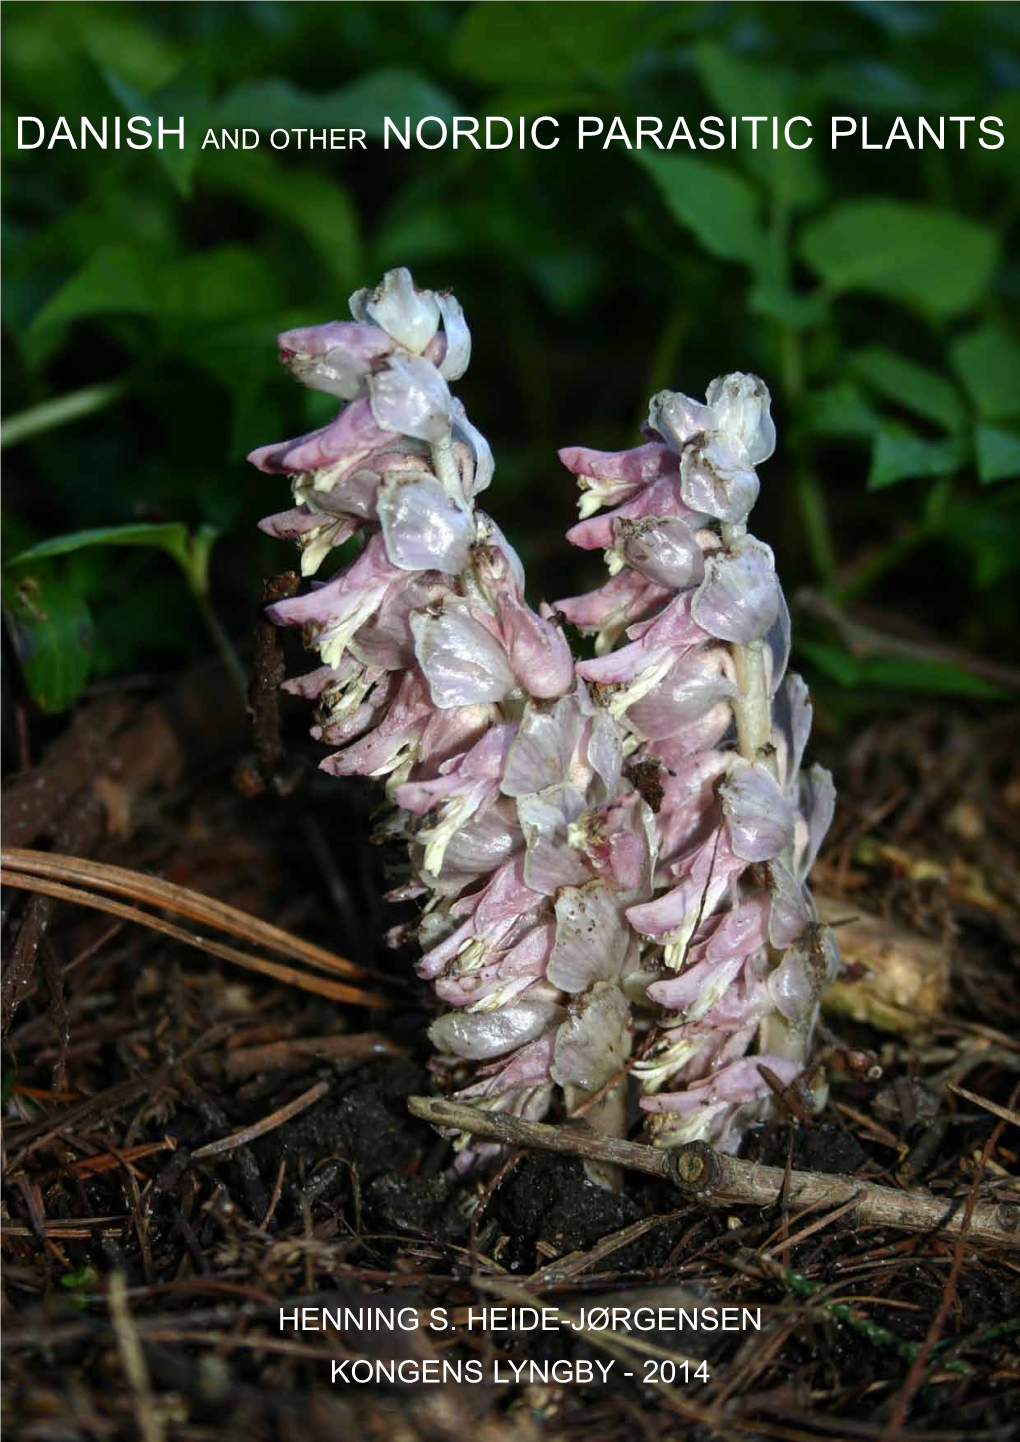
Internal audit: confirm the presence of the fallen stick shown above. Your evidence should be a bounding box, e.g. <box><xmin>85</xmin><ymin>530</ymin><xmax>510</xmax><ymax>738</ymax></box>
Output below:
<box><xmin>0</xmin><ymin>867</ymin><xmax>388</xmax><ymax>1011</ymax></box>
<box><xmin>407</xmin><ymin>1096</ymin><xmax>1020</xmax><ymax>1249</ymax></box>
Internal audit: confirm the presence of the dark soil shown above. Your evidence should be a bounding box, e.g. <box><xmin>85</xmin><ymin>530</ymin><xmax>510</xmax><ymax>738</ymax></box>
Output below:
<box><xmin>3</xmin><ymin>665</ymin><xmax>1019</xmax><ymax>1442</ymax></box>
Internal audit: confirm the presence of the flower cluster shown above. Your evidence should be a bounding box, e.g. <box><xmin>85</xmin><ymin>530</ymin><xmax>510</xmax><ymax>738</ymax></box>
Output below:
<box><xmin>555</xmin><ymin>376</ymin><xmax>838</xmax><ymax>1149</ymax></box>
<box><xmin>251</xmin><ymin>270</ymin><xmax>656</xmax><ymax>1165</ymax></box>
<box><xmin>252</xmin><ymin>269</ymin><xmax>837</xmax><ymax>1168</ymax></box>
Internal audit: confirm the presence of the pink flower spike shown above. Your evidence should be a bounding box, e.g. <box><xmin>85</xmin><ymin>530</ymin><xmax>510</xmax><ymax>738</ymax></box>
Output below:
<box><xmin>613</xmin><ymin>516</ymin><xmax>706</xmax><ymax>590</ymax></box>
<box><xmin>265</xmin><ymin>532</ymin><xmax>403</xmax><ymax>668</ymax></box>
<box><xmin>565</xmin><ymin>473</ymin><xmax>695</xmax><ymax>552</ymax></box>
<box><xmin>276</xmin><ymin>321</ymin><xmax>394</xmax><ymax>398</ymax></box>
<box><xmin>691</xmin><ymin>537</ymin><xmax>780</xmax><ymax>644</ymax></box>
<box><xmin>412</xmin><ymin>600</ymin><xmax>516</xmax><ymax>709</ymax></box>
<box><xmin>624</xmin><ymin>647</ymin><xmax>737</xmax><ymax>741</ymax></box>
<box><xmin>368</xmin><ymin>355</ymin><xmax>454</xmax><ymax>442</ymax></box>
<box><xmin>552</xmin><ymin>981</ymin><xmax>631</xmax><ymax>1090</ymax></box>
<box><xmin>640</xmin><ymin>1053</ymin><xmax>801</xmax><ymax>1114</ymax></box>
<box><xmin>430</xmin><ymin>994</ymin><xmax>566</xmax><ymax>1062</ymax></box>
<box><xmin>416</xmin><ymin>701</ymin><xmax>503</xmax><ymax>778</ymax></box>
<box><xmin>258</xmin><ymin>506</ymin><xmax>361</xmax><ymax>577</ymax></box>
<box><xmin>719</xmin><ymin>760</ymin><xmax>795</xmax><ymax>863</ymax></box>
<box><xmin>456</xmin><ymin>1033</ymin><xmax>556</xmax><ymax>1097</ymax></box>
<box><xmin>319</xmin><ymin>666</ymin><xmax>434</xmax><ymax>780</ymax></box>
<box><xmin>555</xmin><ymin>570</ymin><xmax>672</xmax><ymax>653</ymax></box>
<box><xmin>559</xmin><ymin>440</ymin><xmax>677</xmax><ymax>518</ymax></box>
<box><xmin>626</xmin><ymin>827</ymin><xmax>746</xmax><ymax>963</ymax></box>
<box><xmin>377</xmin><ymin>472</ymin><xmax>474</xmax><ymax>574</ymax></box>
<box><xmin>350</xmin><ymin>267</ymin><xmax>441</xmax><ymax>354</ymax></box>
<box><xmin>247</xmin><ymin>397</ymin><xmax>398</xmax><ymax>479</ymax></box>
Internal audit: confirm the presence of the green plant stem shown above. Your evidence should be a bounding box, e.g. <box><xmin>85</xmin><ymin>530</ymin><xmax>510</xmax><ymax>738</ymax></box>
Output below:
<box><xmin>191</xmin><ymin>586</ymin><xmax>247</xmax><ymax>706</ymax></box>
<box><xmin>767</xmin><ymin>194</ymin><xmax>836</xmax><ymax>589</ymax></box>
<box><xmin>795</xmin><ymin>462</ymin><xmax>837</xmax><ymax>585</ymax></box>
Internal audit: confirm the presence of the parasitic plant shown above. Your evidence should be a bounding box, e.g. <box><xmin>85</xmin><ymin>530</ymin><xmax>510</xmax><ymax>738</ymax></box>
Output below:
<box><xmin>251</xmin><ymin>269</ymin><xmax>838</xmax><ymax>1172</ymax></box>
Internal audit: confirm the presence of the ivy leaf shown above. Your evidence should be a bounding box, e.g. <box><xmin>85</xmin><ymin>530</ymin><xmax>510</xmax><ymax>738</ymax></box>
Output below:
<box><xmin>867</xmin><ymin>422</ymin><xmax>966</xmax><ymax>490</ymax></box>
<box><xmin>1</xmin><ymin>569</ymin><xmax>94</xmax><ymax>712</ymax></box>
<box><xmin>801</xmin><ymin>201</ymin><xmax>998</xmax><ymax>318</ymax></box>
<box><xmin>634</xmin><ymin>152</ymin><xmax>766</xmax><ymax>266</ymax></box>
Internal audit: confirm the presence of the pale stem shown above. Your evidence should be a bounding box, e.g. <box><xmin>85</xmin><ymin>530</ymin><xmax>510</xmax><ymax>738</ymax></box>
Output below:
<box><xmin>566</xmin><ymin>1079</ymin><xmax>627</xmax><ymax>1192</ymax></box>
<box><xmin>430</xmin><ymin>429</ymin><xmax>463</xmax><ymax>501</ymax></box>
<box><xmin>721</xmin><ymin>520</ymin><xmax>807</xmax><ymax>1070</ymax></box>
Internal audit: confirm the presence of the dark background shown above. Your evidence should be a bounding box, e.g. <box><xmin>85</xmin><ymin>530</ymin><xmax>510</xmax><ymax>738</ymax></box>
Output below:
<box><xmin>3</xmin><ymin>0</ymin><xmax>1018</xmax><ymax>727</ymax></box>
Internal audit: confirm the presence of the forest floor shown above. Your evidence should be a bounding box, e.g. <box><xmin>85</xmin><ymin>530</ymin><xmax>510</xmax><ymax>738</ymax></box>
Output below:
<box><xmin>2</xmin><ymin>642</ymin><xmax>1019</xmax><ymax>1442</ymax></box>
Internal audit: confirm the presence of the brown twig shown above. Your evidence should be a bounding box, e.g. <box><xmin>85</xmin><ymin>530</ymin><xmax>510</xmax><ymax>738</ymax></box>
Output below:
<box><xmin>107</xmin><ymin>1271</ymin><xmax>164</xmax><ymax>1442</ymax></box>
<box><xmin>225</xmin><ymin>1033</ymin><xmax>405</xmax><ymax>1078</ymax></box>
<box><xmin>882</xmin><ymin>1079</ymin><xmax>1020</xmax><ymax>1435</ymax></box>
<box><xmin>797</xmin><ymin>589</ymin><xmax>1020</xmax><ymax>692</ymax></box>
<box><xmin>0</xmin><ymin>868</ymin><xmax>388</xmax><ymax>1010</ymax></box>
<box><xmin>2</xmin><ymin>847</ymin><xmax>373</xmax><ymax>982</ymax></box>
<box><xmin>191</xmin><ymin>1080</ymin><xmax>329</xmax><ymax>1159</ymax></box>
<box><xmin>408</xmin><ymin>1096</ymin><xmax>1020</xmax><ymax>1248</ymax></box>
<box><xmin>946</xmin><ymin>1082</ymin><xmax>1020</xmax><ymax>1129</ymax></box>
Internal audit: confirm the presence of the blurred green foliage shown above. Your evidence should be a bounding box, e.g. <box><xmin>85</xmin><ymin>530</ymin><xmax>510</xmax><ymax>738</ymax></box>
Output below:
<box><xmin>2</xmin><ymin>0</ymin><xmax>1018</xmax><ymax>717</ymax></box>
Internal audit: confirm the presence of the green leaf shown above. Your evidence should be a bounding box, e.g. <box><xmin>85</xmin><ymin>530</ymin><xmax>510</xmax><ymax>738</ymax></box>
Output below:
<box><xmin>104</xmin><ymin>68</ymin><xmax>210</xmax><ymax>198</ymax></box>
<box><xmin>850</xmin><ymin>347</ymin><xmax>966</xmax><ymax>431</ymax></box>
<box><xmin>941</xmin><ymin>492</ymin><xmax>1020</xmax><ymax>588</ymax></box>
<box><xmin>29</xmin><ymin>244</ymin><xmax>281</xmax><ymax>344</ymax></box>
<box><xmin>201</xmin><ymin>151</ymin><xmax>361</xmax><ymax>293</ymax></box>
<box><xmin>482</xmin><ymin>87</ymin><xmax>596</xmax><ymax>119</ymax></box>
<box><xmin>634</xmin><ymin>153</ymin><xmax>766</xmax><ymax>266</ymax></box>
<box><xmin>451</xmin><ymin>1</ymin><xmax>649</xmax><ymax>87</ymax></box>
<box><xmin>1</xmin><ymin>569</ymin><xmax>94</xmax><ymax>712</ymax></box>
<box><xmin>748</xmin><ymin>282</ymin><xmax>830</xmax><ymax>331</ymax></box>
<box><xmin>817</xmin><ymin>59</ymin><xmax>930</xmax><ymax>113</ymax></box>
<box><xmin>693</xmin><ymin>43</ymin><xmax>824</xmax><ymax>208</ymax></box>
<box><xmin>799</xmin><ymin>640</ymin><xmax>1007</xmax><ymax>699</ymax></box>
<box><xmin>949</xmin><ymin>326</ymin><xmax>1020</xmax><ymax>421</ymax></box>
<box><xmin>216</xmin><ymin>69</ymin><xmax>458</xmax><ymax>139</ymax></box>
<box><xmin>161</xmin><ymin>246</ymin><xmax>281</xmax><ymax>322</ymax></box>
<box><xmin>77</xmin><ymin>11</ymin><xmax>181</xmax><ymax>93</ymax></box>
<box><xmin>867</xmin><ymin>421</ymin><xmax>966</xmax><ymax>490</ymax></box>
<box><xmin>320</xmin><ymin>68</ymin><xmax>459</xmax><ymax>137</ymax></box>
<box><xmin>7</xmin><ymin>523</ymin><xmax>191</xmax><ymax>572</ymax></box>
<box><xmin>975</xmin><ymin>424</ymin><xmax>1020</xmax><ymax>484</ymax></box>
<box><xmin>801</xmin><ymin>201</ymin><xmax>999</xmax><ymax>319</ymax></box>
<box><xmin>30</xmin><ymin>245</ymin><xmax>161</xmax><ymax>335</ymax></box>
<box><xmin>805</xmin><ymin>381</ymin><xmax>884</xmax><ymax>440</ymax></box>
